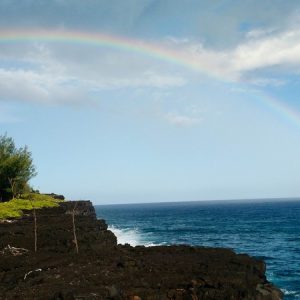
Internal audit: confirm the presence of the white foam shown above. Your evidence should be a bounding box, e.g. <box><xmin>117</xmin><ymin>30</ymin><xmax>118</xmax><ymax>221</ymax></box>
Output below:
<box><xmin>108</xmin><ymin>226</ymin><xmax>142</xmax><ymax>246</ymax></box>
<box><xmin>108</xmin><ymin>225</ymin><xmax>163</xmax><ymax>247</ymax></box>
<box><xmin>282</xmin><ymin>288</ymin><xmax>299</xmax><ymax>297</ymax></box>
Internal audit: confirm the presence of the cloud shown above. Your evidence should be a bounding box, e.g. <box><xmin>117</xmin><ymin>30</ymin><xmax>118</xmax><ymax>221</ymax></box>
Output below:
<box><xmin>180</xmin><ymin>25</ymin><xmax>300</xmax><ymax>82</ymax></box>
<box><xmin>0</xmin><ymin>67</ymin><xmax>186</xmax><ymax>105</ymax></box>
<box><xmin>87</xmin><ymin>71</ymin><xmax>186</xmax><ymax>90</ymax></box>
<box><xmin>232</xmin><ymin>30</ymin><xmax>300</xmax><ymax>73</ymax></box>
<box><xmin>1</xmin><ymin>17</ymin><xmax>300</xmax><ymax>106</ymax></box>
<box><xmin>243</xmin><ymin>78</ymin><xmax>286</xmax><ymax>87</ymax></box>
<box><xmin>0</xmin><ymin>68</ymin><xmax>90</xmax><ymax>105</ymax></box>
<box><xmin>164</xmin><ymin>112</ymin><xmax>201</xmax><ymax>127</ymax></box>
<box><xmin>0</xmin><ymin>42</ymin><xmax>186</xmax><ymax>105</ymax></box>
<box><xmin>0</xmin><ymin>0</ymin><xmax>154</xmax><ymax>34</ymax></box>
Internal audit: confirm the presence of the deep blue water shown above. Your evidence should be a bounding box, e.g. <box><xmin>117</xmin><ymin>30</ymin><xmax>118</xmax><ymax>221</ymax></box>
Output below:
<box><xmin>95</xmin><ymin>200</ymin><xmax>300</xmax><ymax>299</ymax></box>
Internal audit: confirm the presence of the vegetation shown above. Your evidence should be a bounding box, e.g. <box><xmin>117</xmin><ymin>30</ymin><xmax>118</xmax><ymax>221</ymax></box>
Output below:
<box><xmin>0</xmin><ymin>134</ymin><xmax>37</xmax><ymax>201</ymax></box>
<box><xmin>0</xmin><ymin>193</ymin><xmax>61</xmax><ymax>219</ymax></box>
<box><xmin>0</xmin><ymin>135</ymin><xmax>65</xmax><ymax>252</ymax></box>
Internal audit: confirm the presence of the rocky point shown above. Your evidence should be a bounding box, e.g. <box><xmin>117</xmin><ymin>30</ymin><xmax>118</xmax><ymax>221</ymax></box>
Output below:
<box><xmin>0</xmin><ymin>201</ymin><xmax>283</xmax><ymax>299</ymax></box>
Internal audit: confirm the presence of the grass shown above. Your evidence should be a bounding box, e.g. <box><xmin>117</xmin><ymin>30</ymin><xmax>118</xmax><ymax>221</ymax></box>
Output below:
<box><xmin>0</xmin><ymin>193</ymin><xmax>62</xmax><ymax>219</ymax></box>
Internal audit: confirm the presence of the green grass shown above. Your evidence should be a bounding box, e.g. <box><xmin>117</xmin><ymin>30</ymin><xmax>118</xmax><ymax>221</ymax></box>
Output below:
<box><xmin>0</xmin><ymin>193</ymin><xmax>62</xmax><ymax>219</ymax></box>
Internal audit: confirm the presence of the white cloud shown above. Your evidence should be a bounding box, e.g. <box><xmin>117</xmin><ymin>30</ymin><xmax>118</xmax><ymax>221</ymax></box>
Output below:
<box><xmin>87</xmin><ymin>71</ymin><xmax>186</xmax><ymax>90</ymax></box>
<box><xmin>244</xmin><ymin>78</ymin><xmax>286</xmax><ymax>87</ymax></box>
<box><xmin>164</xmin><ymin>112</ymin><xmax>201</xmax><ymax>127</ymax></box>
<box><xmin>181</xmin><ymin>26</ymin><xmax>300</xmax><ymax>81</ymax></box>
<box><xmin>0</xmin><ymin>67</ymin><xmax>186</xmax><ymax>105</ymax></box>
<box><xmin>1</xmin><ymin>21</ymin><xmax>300</xmax><ymax>106</ymax></box>
<box><xmin>0</xmin><ymin>68</ymin><xmax>90</xmax><ymax>105</ymax></box>
<box><xmin>233</xmin><ymin>30</ymin><xmax>300</xmax><ymax>73</ymax></box>
<box><xmin>245</xmin><ymin>28</ymin><xmax>277</xmax><ymax>39</ymax></box>
<box><xmin>0</xmin><ymin>43</ymin><xmax>186</xmax><ymax>105</ymax></box>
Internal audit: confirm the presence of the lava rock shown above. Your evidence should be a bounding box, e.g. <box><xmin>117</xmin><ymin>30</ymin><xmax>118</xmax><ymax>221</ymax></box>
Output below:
<box><xmin>0</xmin><ymin>201</ymin><xmax>283</xmax><ymax>300</ymax></box>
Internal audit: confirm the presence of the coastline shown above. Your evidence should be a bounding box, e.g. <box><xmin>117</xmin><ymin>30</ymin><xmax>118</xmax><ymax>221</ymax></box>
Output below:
<box><xmin>0</xmin><ymin>200</ymin><xmax>283</xmax><ymax>299</ymax></box>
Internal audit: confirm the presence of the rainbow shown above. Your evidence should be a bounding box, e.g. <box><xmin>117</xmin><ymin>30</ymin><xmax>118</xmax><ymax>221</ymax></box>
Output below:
<box><xmin>0</xmin><ymin>29</ymin><xmax>203</xmax><ymax>73</ymax></box>
<box><xmin>0</xmin><ymin>28</ymin><xmax>299</xmax><ymax>129</ymax></box>
<box><xmin>256</xmin><ymin>90</ymin><xmax>300</xmax><ymax>130</ymax></box>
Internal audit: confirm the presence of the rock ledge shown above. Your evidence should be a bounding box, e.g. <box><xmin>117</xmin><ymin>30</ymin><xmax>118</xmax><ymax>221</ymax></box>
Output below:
<box><xmin>0</xmin><ymin>201</ymin><xmax>283</xmax><ymax>299</ymax></box>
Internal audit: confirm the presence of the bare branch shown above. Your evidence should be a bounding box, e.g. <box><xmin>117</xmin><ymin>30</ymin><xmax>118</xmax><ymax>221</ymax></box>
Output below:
<box><xmin>72</xmin><ymin>202</ymin><xmax>79</xmax><ymax>254</ymax></box>
<box><xmin>29</xmin><ymin>199</ymin><xmax>37</xmax><ymax>252</ymax></box>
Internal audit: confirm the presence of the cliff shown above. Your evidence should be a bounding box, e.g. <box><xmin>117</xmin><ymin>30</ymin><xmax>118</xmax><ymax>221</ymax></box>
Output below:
<box><xmin>0</xmin><ymin>201</ymin><xmax>283</xmax><ymax>300</ymax></box>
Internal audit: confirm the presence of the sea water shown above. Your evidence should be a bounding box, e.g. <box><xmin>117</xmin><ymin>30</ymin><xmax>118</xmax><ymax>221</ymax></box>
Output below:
<box><xmin>95</xmin><ymin>200</ymin><xmax>300</xmax><ymax>299</ymax></box>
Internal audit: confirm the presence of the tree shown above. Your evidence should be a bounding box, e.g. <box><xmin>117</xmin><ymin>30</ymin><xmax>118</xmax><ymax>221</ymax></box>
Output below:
<box><xmin>0</xmin><ymin>134</ymin><xmax>36</xmax><ymax>201</ymax></box>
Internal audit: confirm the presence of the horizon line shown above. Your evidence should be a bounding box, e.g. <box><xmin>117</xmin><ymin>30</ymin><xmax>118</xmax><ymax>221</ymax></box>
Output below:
<box><xmin>92</xmin><ymin>196</ymin><xmax>300</xmax><ymax>206</ymax></box>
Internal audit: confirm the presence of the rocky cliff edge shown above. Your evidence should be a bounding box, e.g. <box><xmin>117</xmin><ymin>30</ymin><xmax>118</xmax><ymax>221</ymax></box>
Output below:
<box><xmin>0</xmin><ymin>201</ymin><xmax>283</xmax><ymax>300</ymax></box>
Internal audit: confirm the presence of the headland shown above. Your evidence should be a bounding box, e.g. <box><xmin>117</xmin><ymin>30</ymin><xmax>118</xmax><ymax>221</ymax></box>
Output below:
<box><xmin>0</xmin><ymin>200</ymin><xmax>283</xmax><ymax>299</ymax></box>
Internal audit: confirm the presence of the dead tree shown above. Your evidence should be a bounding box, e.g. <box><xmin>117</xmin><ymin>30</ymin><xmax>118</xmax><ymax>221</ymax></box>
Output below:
<box><xmin>29</xmin><ymin>200</ymin><xmax>37</xmax><ymax>252</ymax></box>
<box><xmin>72</xmin><ymin>202</ymin><xmax>79</xmax><ymax>254</ymax></box>
<box><xmin>33</xmin><ymin>207</ymin><xmax>37</xmax><ymax>252</ymax></box>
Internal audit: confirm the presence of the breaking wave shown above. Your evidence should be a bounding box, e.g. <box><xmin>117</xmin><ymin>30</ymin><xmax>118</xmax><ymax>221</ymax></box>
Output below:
<box><xmin>108</xmin><ymin>225</ymin><xmax>163</xmax><ymax>247</ymax></box>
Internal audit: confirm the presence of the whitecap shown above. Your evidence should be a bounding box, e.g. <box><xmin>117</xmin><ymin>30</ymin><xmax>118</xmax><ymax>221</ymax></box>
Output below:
<box><xmin>108</xmin><ymin>225</ymin><xmax>142</xmax><ymax>246</ymax></box>
<box><xmin>282</xmin><ymin>288</ymin><xmax>300</xmax><ymax>296</ymax></box>
<box><xmin>108</xmin><ymin>225</ymin><xmax>164</xmax><ymax>247</ymax></box>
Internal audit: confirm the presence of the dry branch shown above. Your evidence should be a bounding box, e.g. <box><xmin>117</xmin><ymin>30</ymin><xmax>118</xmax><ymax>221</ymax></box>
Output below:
<box><xmin>72</xmin><ymin>202</ymin><xmax>79</xmax><ymax>254</ymax></box>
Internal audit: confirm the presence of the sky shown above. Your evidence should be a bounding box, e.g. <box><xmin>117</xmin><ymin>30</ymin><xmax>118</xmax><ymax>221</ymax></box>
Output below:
<box><xmin>1</xmin><ymin>0</ymin><xmax>300</xmax><ymax>204</ymax></box>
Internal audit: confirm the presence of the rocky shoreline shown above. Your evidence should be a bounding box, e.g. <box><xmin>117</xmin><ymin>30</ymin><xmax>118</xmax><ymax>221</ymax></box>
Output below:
<box><xmin>0</xmin><ymin>201</ymin><xmax>283</xmax><ymax>299</ymax></box>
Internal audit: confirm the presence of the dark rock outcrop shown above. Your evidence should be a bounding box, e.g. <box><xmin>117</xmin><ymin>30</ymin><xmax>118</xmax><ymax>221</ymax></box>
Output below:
<box><xmin>0</xmin><ymin>201</ymin><xmax>116</xmax><ymax>253</ymax></box>
<box><xmin>0</xmin><ymin>201</ymin><xmax>283</xmax><ymax>299</ymax></box>
<box><xmin>44</xmin><ymin>193</ymin><xmax>65</xmax><ymax>200</ymax></box>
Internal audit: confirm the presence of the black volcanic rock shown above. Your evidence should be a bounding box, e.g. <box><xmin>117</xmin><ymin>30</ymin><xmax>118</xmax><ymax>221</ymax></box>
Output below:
<box><xmin>0</xmin><ymin>201</ymin><xmax>116</xmax><ymax>253</ymax></box>
<box><xmin>0</xmin><ymin>201</ymin><xmax>283</xmax><ymax>299</ymax></box>
<box><xmin>44</xmin><ymin>193</ymin><xmax>65</xmax><ymax>200</ymax></box>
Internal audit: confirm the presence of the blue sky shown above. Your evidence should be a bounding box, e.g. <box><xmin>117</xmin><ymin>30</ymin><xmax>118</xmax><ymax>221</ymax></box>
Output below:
<box><xmin>1</xmin><ymin>0</ymin><xmax>300</xmax><ymax>204</ymax></box>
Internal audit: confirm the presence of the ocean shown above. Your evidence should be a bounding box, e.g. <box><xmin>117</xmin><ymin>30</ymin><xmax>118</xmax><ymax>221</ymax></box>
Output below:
<box><xmin>95</xmin><ymin>199</ymin><xmax>300</xmax><ymax>299</ymax></box>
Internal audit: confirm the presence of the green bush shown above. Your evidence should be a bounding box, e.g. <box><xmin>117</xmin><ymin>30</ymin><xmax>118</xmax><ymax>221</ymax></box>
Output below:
<box><xmin>0</xmin><ymin>193</ymin><xmax>62</xmax><ymax>219</ymax></box>
<box><xmin>0</xmin><ymin>134</ymin><xmax>37</xmax><ymax>201</ymax></box>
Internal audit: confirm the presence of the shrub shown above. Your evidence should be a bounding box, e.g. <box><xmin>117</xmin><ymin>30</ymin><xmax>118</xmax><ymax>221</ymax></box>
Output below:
<box><xmin>0</xmin><ymin>134</ymin><xmax>37</xmax><ymax>201</ymax></box>
<box><xmin>0</xmin><ymin>193</ymin><xmax>61</xmax><ymax>219</ymax></box>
